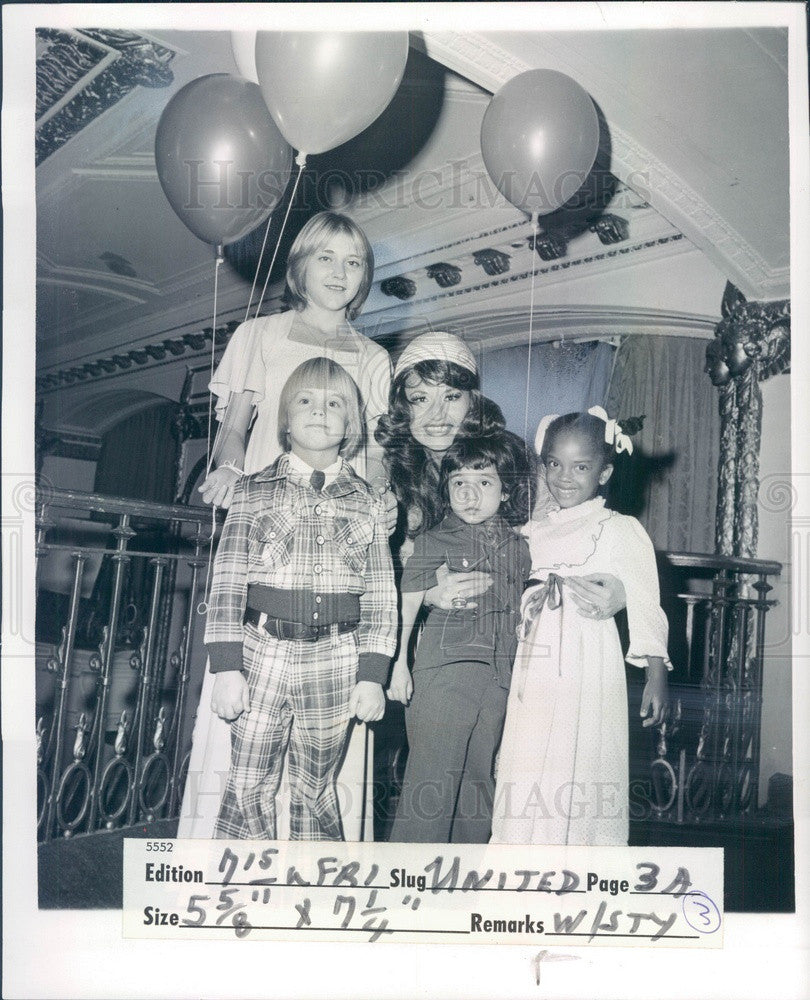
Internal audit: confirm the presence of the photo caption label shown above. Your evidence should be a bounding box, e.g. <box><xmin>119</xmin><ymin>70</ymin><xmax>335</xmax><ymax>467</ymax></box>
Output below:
<box><xmin>123</xmin><ymin>840</ymin><xmax>724</xmax><ymax>947</ymax></box>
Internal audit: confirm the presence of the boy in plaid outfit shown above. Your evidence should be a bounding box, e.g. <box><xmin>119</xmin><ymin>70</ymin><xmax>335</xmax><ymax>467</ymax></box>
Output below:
<box><xmin>205</xmin><ymin>357</ymin><xmax>397</xmax><ymax>840</ymax></box>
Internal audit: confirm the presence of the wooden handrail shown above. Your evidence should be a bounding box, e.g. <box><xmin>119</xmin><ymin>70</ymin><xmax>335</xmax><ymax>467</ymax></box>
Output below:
<box><xmin>39</xmin><ymin>487</ymin><xmax>221</xmax><ymax>525</ymax></box>
<box><xmin>661</xmin><ymin>551</ymin><xmax>782</xmax><ymax>576</ymax></box>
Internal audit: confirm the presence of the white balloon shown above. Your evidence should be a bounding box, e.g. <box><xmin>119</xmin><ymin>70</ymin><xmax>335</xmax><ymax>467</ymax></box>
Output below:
<box><xmin>230</xmin><ymin>31</ymin><xmax>258</xmax><ymax>84</ymax></box>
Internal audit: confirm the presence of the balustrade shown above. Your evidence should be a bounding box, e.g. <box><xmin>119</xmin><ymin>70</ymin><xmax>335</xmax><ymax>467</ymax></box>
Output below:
<box><xmin>641</xmin><ymin>552</ymin><xmax>781</xmax><ymax>826</ymax></box>
<box><xmin>35</xmin><ymin>488</ymin><xmax>217</xmax><ymax>842</ymax></box>
<box><xmin>35</xmin><ymin>489</ymin><xmax>781</xmax><ymax>842</ymax></box>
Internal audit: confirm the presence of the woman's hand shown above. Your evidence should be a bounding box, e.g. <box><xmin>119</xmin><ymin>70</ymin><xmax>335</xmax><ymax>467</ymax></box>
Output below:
<box><xmin>424</xmin><ymin>563</ymin><xmax>493</xmax><ymax>611</ymax></box>
<box><xmin>198</xmin><ymin>465</ymin><xmax>241</xmax><ymax>509</ymax></box>
<box><xmin>565</xmin><ymin>573</ymin><xmax>626</xmax><ymax>620</ymax></box>
<box><xmin>371</xmin><ymin>480</ymin><xmax>399</xmax><ymax>535</ymax></box>
<box><xmin>387</xmin><ymin>660</ymin><xmax>413</xmax><ymax>705</ymax></box>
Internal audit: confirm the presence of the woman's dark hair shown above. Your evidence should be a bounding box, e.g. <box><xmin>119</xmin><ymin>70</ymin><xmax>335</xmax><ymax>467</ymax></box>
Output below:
<box><xmin>539</xmin><ymin>412</ymin><xmax>615</xmax><ymax>467</ymax></box>
<box><xmin>374</xmin><ymin>359</ymin><xmax>506</xmax><ymax>536</ymax></box>
<box><xmin>440</xmin><ymin>430</ymin><xmax>536</xmax><ymax>526</ymax></box>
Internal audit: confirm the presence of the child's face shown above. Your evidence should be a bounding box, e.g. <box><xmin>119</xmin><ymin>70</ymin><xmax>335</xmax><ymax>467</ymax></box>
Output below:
<box><xmin>287</xmin><ymin>386</ymin><xmax>348</xmax><ymax>457</ymax></box>
<box><xmin>447</xmin><ymin>464</ymin><xmax>506</xmax><ymax>525</ymax></box>
<box><xmin>404</xmin><ymin>376</ymin><xmax>472</xmax><ymax>455</ymax></box>
<box><xmin>302</xmin><ymin>232</ymin><xmax>365</xmax><ymax>315</ymax></box>
<box><xmin>544</xmin><ymin>431</ymin><xmax>613</xmax><ymax>509</ymax></box>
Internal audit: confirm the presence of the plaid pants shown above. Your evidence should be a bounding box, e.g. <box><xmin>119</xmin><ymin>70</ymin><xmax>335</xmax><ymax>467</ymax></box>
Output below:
<box><xmin>214</xmin><ymin>621</ymin><xmax>357</xmax><ymax>840</ymax></box>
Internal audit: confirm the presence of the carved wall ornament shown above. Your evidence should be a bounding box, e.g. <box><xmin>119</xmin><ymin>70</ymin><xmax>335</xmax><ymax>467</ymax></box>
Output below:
<box><xmin>380</xmin><ymin>276</ymin><xmax>417</xmax><ymax>300</ymax></box>
<box><xmin>590</xmin><ymin>213</ymin><xmax>630</xmax><ymax>246</ymax></box>
<box><xmin>706</xmin><ymin>283</ymin><xmax>791</xmax><ymax>387</ymax></box>
<box><xmin>425</xmin><ymin>262</ymin><xmax>462</xmax><ymax>288</ymax></box>
<box><xmin>36</xmin><ymin>319</ymin><xmax>242</xmax><ymax>393</ymax></box>
<box><xmin>529</xmin><ymin>231</ymin><xmax>567</xmax><ymax>262</ymax></box>
<box><xmin>706</xmin><ymin>282</ymin><xmax>790</xmax><ymax>558</ymax></box>
<box><xmin>472</xmin><ymin>248</ymin><xmax>511</xmax><ymax>276</ymax></box>
<box><xmin>36</xmin><ymin>28</ymin><xmax>176</xmax><ymax>164</ymax></box>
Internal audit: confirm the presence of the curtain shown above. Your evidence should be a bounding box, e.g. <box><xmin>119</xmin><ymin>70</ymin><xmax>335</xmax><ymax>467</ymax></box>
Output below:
<box><xmin>89</xmin><ymin>402</ymin><xmax>181</xmax><ymax>647</ymax></box>
<box><xmin>94</xmin><ymin>402</ymin><xmax>180</xmax><ymax>503</ymax></box>
<box><xmin>482</xmin><ymin>340</ymin><xmax>616</xmax><ymax>441</ymax></box>
<box><xmin>604</xmin><ymin>336</ymin><xmax>719</xmax><ymax>553</ymax></box>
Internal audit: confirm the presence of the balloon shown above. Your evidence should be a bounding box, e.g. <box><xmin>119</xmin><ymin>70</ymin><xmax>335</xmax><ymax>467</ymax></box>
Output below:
<box><xmin>230</xmin><ymin>31</ymin><xmax>258</xmax><ymax>83</ymax></box>
<box><xmin>155</xmin><ymin>74</ymin><xmax>292</xmax><ymax>246</ymax></box>
<box><xmin>480</xmin><ymin>69</ymin><xmax>600</xmax><ymax>217</ymax></box>
<box><xmin>254</xmin><ymin>31</ymin><xmax>409</xmax><ymax>156</ymax></box>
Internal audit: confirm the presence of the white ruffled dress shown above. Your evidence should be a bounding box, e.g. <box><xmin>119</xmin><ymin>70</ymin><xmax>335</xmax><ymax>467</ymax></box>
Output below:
<box><xmin>491</xmin><ymin>498</ymin><xmax>671</xmax><ymax>846</ymax></box>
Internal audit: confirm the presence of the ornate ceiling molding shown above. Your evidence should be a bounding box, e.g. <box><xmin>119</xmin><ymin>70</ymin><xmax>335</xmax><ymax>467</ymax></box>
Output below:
<box><xmin>420</xmin><ymin>31</ymin><xmax>789</xmax><ymax>300</ymax></box>
<box><xmin>35</xmin><ymin>28</ymin><xmax>176</xmax><ymax>165</ymax></box>
<box><xmin>365</xmin><ymin>233</ymin><xmax>686</xmax><ymax>321</ymax></box>
<box><xmin>36</xmin><ymin>319</ymin><xmax>242</xmax><ymax>394</ymax></box>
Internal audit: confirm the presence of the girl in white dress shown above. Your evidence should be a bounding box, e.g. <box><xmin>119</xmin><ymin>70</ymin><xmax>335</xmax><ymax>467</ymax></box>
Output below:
<box><xmin>491</xmin><ymin>407</ymin><xmax>670</xmax><ymax>846</ymax></box>
<box><xmin>179</xmin><ymin>211</ymin><xmax>393</xmax><ymax>840</ymax></box>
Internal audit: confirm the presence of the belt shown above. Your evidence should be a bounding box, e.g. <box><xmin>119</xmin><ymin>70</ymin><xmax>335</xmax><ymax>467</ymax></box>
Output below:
<box><xmin>243</xmin><ymin>607</ymin><xmax>358</xmax><ymax>642</ymax></box>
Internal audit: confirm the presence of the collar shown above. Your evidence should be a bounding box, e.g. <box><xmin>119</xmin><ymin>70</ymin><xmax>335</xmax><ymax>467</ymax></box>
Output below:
<box><xmin>546</xmin><ymin>496</ymin><xmax>608</xmax><ymax>524</ymax></box>
<box><xmin>439</xmin><ymin>511</ymin><xmax>513</xmax><ymax>537</ymax></box>
<box><xmin>286</xmin><ymin>450</ymin><xmax>343</xmax><ymax>487</ymax></box>
<box><xmin>254</xmin><ymin>453</ymin><xmax>363</xmax><ymax>498</ymax></box>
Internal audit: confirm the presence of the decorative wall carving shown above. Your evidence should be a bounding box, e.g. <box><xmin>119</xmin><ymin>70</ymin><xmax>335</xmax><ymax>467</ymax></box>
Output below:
<box><xmin>530</xmin><ymin>232</ymin><xmax>568</xmax><ymax>262</ymax></box>
<box><xmin>380</xmin><ymin>276</ymin><xmax>417</xmax><ymax>300</ymax></box>
<box><xmin>36</xmin><ymin>28</ymin><xmax>175</xmax><ymax>164</ymax></box>
<box><xmin>590</xmin><ymin>213</ymin><xmax>630</xmax><ymax>245</ymax></box>
<box><xmin>472</xmin><ymin>248</ymin><xmax>510</xmax><ymax>276</ymax></box>
<box><xmin>36</xmin><ymin>320</ymin><xmax>241</xmax><ymax>393</ymax></box>
<box><xmin>426</xmin><ymin>262</ymin><xmax>462</xmax><ymax>288</ymax></box>
<box><xmin>706</xmin><ymin>282</ymin><xmax>791</xmax><ymax>558</ymax></box>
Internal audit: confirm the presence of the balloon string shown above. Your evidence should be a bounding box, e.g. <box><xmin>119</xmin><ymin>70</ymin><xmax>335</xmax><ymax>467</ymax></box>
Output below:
<box><xmin>253</xmin><ymin>158</ymin><xmax>306</xmax><ymax>320</ymax></box>
<box><xmin>525</xmin><ymin>213</ymin><xmax>539</xmax><ymax>514</ymax></box>
<box><xmin>524</xmin><ymin>214</ymin><xmax>539</xmax><ymax>447</ymax></box>
<box><xmin>205</xmin><ymin>247</ymin><xmax>225</xmax><ymax>478</ymax></box>
<box><xmin>199</xmin><ymin>245</ymin><xmax>225</xmax><ymax>615</ymax></box>
<box><xmin>243</xmin><ymin>215</ymin><xmax>275</xmax><ymax>322</ymax></box>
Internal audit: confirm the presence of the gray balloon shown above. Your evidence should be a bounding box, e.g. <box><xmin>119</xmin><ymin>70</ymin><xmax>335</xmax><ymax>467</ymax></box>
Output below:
<box><xmin>155</xmin><ymin>73</ymin><xmax>292</xmax><ymax>245</ymax></box>
<box><xmin>255</xmin><ymin>31</ymin><xmax>409</xmax><ymax>156</ymax></box>
<box><xmin>481</xmin><ymin>69</ymin><xmax>600</xmax><ymax>218</ymax></box>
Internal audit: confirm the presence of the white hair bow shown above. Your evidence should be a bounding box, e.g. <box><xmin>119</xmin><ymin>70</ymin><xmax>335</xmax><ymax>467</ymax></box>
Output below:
<box><xmin>587</xmin><ymin>406</ymin><xmax>634</xmax><ymax>455</ymax></box>
<box><xmin>534</xmin><ymin>413</ymin><xmax>560</xmax><ymax>455</ymax></box>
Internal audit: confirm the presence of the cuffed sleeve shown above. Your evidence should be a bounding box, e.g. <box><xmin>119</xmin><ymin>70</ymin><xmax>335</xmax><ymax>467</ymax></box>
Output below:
<box><xmin>208</xmin><ymin>642</ymin><xmax>244</xmax><ymax>673</ymax></box>
<box><xmin>357</xmin><ymin>652</ymin><xmax>391</xmax><ymax>685</ymax></box>
<box><xmin>611</xmin><ymin>516</ymin><xmax>673</xmax><ymax>670</ymax></box>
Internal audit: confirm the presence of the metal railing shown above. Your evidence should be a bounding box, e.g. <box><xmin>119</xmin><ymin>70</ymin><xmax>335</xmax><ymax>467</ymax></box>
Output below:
<box><xmin>35</xmin><ymin>488</ymin><xmax>782</xmax><ymax>841</ymax></box>
<box><xmin>643</xmin><ymin>552</ymin><xmax>781</xmax><ymax>825</ymax></box>
<box><xmin>35</xmin><ymin>488</ymin><xmax>217</xmax><ymax>842</ymax></box>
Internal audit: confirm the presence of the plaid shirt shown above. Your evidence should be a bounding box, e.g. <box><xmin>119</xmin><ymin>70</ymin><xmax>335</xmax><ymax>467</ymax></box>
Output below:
<box><xmin>204</xmin><ymin>453</ymin><xmax>397</xmax><ymax>684</ymax></box>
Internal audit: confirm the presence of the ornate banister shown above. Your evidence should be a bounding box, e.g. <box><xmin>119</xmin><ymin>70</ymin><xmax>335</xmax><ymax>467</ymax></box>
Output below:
<box><xmin>36</xmin><ymin>488</ymin><xmax>218</xmax><ymax>842</ymax></box>
<box><xmin>641</xmin><ymin>550</ymin><xmax>782</xmax><ymax>826</ymax></box>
